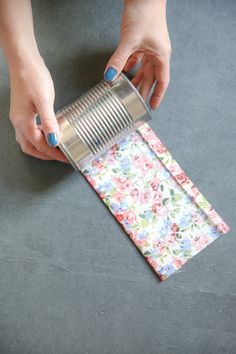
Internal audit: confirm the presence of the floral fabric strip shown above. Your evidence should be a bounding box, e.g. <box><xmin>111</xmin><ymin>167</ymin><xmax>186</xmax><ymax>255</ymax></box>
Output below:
<box><xmin>81</xmin><ymin>123</ymin><xmax>229</xmax><ymax>280</ymax></box>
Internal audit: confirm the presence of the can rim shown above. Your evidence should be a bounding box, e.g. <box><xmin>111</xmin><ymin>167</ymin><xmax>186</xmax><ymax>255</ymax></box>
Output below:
<box><xmin>119</xmin><ymin>72</ymin><xmax>152</xmax><ymax>119</ymax></box>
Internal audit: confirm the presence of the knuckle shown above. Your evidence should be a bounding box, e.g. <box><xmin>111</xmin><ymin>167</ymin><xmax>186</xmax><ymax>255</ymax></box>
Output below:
<box><xmin>9</xmin><ymin>114</ymin><xmax>21</xmax><ymax>128</ymax></box>
<box><xmin>162</xmin><ymin>43</ymin><xmax>172</xmax><ymax>58</ymax></box>
<box><xmin>37</xmin><ymin>142</ymin><xmax>53</xmax><ymax>157</ymax></box>
<box><xmin>33</xmin><ymin>141</ymin><xmax>47</xmax><ymax>155</ymax></box>
<box><xmin>157</xmin><ymin>41</ymin><xmax>172</xmax><ymax>60</ymax></box>
<box><xmin>15</xmin><ymin>134</ymin><xmax>20</xmax><ymax>144</ymax></box>
<box><xmin>113</xmin><ymin>54</ymin><xmax>126</xmax><ymax>67</ymax></box>
<box><xmin>42</xmin><ymin>146</ymin><xmax>50</xmax><ymax>156</ymax></box>
<box><xmin>42</xmin><ymin>117</ymin><xmax>57</xmax><ymax>132</ymax></box>
<box><xmin>24</xmin><ymin>126</ymin><xmax>35</xmax><ymax>139</ymax></box>
<box><xmin>20</xmin><ymin>144</ymin><xmax>29</xmax><ymax>155</ymax></box>
<box><xmin>153</xmin><ymin>93</ymin><xmax>161</xmax><ymax>100</ymax></box>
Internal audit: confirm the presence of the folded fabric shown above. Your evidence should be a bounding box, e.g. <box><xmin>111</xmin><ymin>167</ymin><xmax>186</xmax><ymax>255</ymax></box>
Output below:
<box><xmin>81</xmin><ymin>123</ymin><xmax>229</xmax><ymax>280</ymax></box>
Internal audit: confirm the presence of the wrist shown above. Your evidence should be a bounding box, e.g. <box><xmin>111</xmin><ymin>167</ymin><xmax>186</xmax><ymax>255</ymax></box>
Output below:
<box><xmin>3</xmin><ymin>38</ymin><xmax>42</xmax><ymax>73</ymax></box>
<box><xmin>7</xmin><ymin>50</ymin><xmax>44</xmax><ymax>77</ymax></box>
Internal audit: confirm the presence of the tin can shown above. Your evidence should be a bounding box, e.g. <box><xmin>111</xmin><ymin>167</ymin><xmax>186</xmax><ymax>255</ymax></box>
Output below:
<box><xmin>56</xmin><ymin>73</ymin><xmax>151</xmax><ymax>170</ymax></box>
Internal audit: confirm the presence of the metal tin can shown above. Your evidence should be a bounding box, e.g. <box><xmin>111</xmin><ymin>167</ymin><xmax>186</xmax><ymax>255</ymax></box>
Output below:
<box><xmin>56</xmin><ymin>73</ymin><xmax>151</xmax><ymax>170</ymax></box>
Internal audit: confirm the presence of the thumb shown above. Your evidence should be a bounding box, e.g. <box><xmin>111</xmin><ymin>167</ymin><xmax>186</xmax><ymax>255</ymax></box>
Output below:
<box><xmin>104</xmin><ymin>40</ymin><xmax>133</xmax><ymax>82</ymax></box>
<box><xmin>36</xmin><ymin>101</ymin><xmax>61</xmax><ymax>148</ymax></box>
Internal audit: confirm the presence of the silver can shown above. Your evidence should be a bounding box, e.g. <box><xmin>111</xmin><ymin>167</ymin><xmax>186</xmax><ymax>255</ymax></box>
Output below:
<box><xmin>56</xmin><ymin>73</ymin><xmax>151</xmax><ymax>170</ymax></box>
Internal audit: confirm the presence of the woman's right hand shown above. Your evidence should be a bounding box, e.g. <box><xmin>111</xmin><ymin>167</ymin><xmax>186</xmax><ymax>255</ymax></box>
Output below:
<box><xmin>9</xmin><ymin>54</ymin><xmax>68</xmax><ymax>162</ymax></box>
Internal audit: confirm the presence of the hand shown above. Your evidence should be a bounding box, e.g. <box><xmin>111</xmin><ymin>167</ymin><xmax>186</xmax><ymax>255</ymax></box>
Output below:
<box><xmin>104</xmin><ymin>0</ymin><xmax>171</xmax><ymax>109</ymax></box>
<box><xmin>9</xmin><ymin>55</ymin><xmax>67</xmax><ymax>162</ymax></box>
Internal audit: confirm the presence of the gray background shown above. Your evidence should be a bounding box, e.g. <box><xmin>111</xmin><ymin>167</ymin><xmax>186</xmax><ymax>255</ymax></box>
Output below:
<box><xmin>0</xmin><ymin>0</ymin><xmax>235</xmax><ymax>353</ymax></box>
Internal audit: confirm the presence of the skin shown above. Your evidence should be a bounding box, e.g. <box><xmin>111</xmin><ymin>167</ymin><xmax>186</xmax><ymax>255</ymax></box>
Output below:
<box><xmin>105</xmin><ymin>0</ymin><xmax>171</xmax><ymax>109</ymax></box>
<box><xmin>0</xmin><ymin>0</ymin><xmax>171</xmax><ymax>162</ymax></box>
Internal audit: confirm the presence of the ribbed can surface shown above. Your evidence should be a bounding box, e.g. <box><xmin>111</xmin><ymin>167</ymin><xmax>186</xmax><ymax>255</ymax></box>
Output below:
<box><xmin>56</xmin><ymin>73</ymin><xmax>151</xmax><ymax>170</ymax></box>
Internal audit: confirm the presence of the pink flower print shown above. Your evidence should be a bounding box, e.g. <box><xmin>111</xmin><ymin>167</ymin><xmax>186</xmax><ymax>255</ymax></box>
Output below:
<box><xmin>126</xmin><ymin>229</ymin><xmax>137</xmax><ymax>242</ymax></box>
<box><xmin>143</xmin><ymin>129</ymin><xmax>157</xmax><ymax>142</ymax></box>
<box><xmin>193</xmin><ymin>234</ymin><xmax>210</xmax><ymax>251</ymax></box>
<box><xmin>175</xmin><ymin>172</ymin><xmax>190</xmax><ymax>185</ymax></box>
<box><xmin>152</xmin><ymin>202</ymin><xmax>162</xmax><ymax>214</ymax></box>
<box><xmin>169</xmin><ymin>163</ymin><xmax>183</xmax><ymax>176</ymax></box>
<box><xmin>152</xmin><ymin>202</ymin><xmax>168</xmax><ymax>217</ymax></box>
<box><xmin>136</xmin><ymin>239</ymin><xmax>148</xmax><ymax>248</ymax></box>
<box><xmin>130</xmin><ymin>132</ymin><xmax>142</xmax><ymax>144</ymax></box>
<box><xmin>218</xmin><ymin>220</ymin><xmax>230</xmax><ymax>233</ymax></box>
<box><xmin>115</xmin><ymin>212</ymin><xmax>125</xmax><ymax>223</ymax></box>
<box><xmin>165</xmin><ymin>233</ymin><xmax>175</xmax><ymax>245</ymax></box>
<box><xmin>91</xmin><ymin>158</ymin><xmax>104</xmax><ymax>171</ymax></box>
<box><xmin>98</xmin><ymin>191</ymin><xmax>105</xmax><ymax>200</ymax></box>
<box><xmin>132</xmin><ymin>153</ymin><xmax>143</xmax><ymax>168</ymax></box>
<box><xmin>171</xmin><ymin>223</ymin><xmax>179</xmax><ymax>237</ymax></box>
<box><xmin>140</xmin><ymin>190</ymin><xmax>151</xmax><ymax>204</ymax></box>
<box><xmin>151</xmin><ymin>192</ymin><xmax>163</xmax><ymax>214</ymax></box>
<box><xmin>207</xmin><ymin>208</ymin><xmax>223</xmax><ymax>224</ymax></box>
<box><xmin>113</xmin><ymin>190</ymin><xmax>124</xmax><ymax>203</ymax></box>
<box><xmin>154</xmin><ymin>242</ymin><xmax>167</xmax><ymax>256</ymax></box>
<box><xmin>164</xmin><ymin>223</ymin><xmax>179</xmax><ymax>244</ymax></box>
<box><xmin>190</xmin><ymin>185</ymin><xmax>200</xmax><ymax>199</ymax></box>
<box><xmin>141</xmin><ymin>155</ymin><xmax>154</xmax><ymax>171</ymax></box>
<box><xmin>142</xmin><ymin>129</ymin><xmax>167</xmax><ymax>153</ymax></box>
<box><xmin>130</xmin><ymin>188</ymin><xmax>139</xmax><ymax>202</ymax></box>
<box><xmin>122</xmin><ymin>178</ymin><xmax>133</xmax><ymax>190</ymax></box>
<box><xmin>106</xmin><ymin>144</ymin><xmax>119</xmax><ymax>162</ymax></box>
<box><xmin>151</xmin><ymin>178</ymin><xmax>160</xmax><ymax>191</ymax></box>
<box><xmin>107</xmin><ymin>155</ymin><xmax>117</xmax><ymax>165</ymax></box>
<box><xmin>111</xmin><ymin>144</ymin><xmax>119</xmax><ymax>153</ymax></box>
<box><xmin>153</xmin><ymin>191</ymin><xmax>162</xmax><ymax>203</ymax></box>
<box><xmin>173</xmin><ymin>257</ymin><xmax>184</xmax><ymax>270</ymax></box>
<box><xmin>154</xmin><ymin>140</ymin><xmax>167</xmax><ymax>154</ymax></box>
<box><xmin>141</xmin><ymin>126</ymin><xmax>152</xmax><ymax>136</ymax></box>
<box><xmin>146</xmin><ymin>255</ymin><xmax>158</xmax><ymax>270</ymax></box>
<box><xmin>112</xmin><ymin>176</ymin><xmax>133</xmax><ymax>191</ymax></box>
<box><xmin>124</xmin><ymin>210</ymin><xmax>137</xmax><ymax>225</ymax></box>
<box><xmin>191</xmin><ymin>212</ymin><xmax>202</xmax><ymax>226</ymax></box>
<box><xmin>132</xmin><ymin>152</ymin><xmax>153</xmax><ymax>171</ymax></box>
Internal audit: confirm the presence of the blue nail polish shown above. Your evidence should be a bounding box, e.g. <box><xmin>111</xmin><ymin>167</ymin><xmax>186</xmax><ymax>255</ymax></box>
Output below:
<box><xmin>104</xmin><ymin>67</ymin><xmax>117</xmax><ymax>82</ymax></box>
<box><xmin>36</xmin><ymin>116</ymin><xmax>41</xmax><ymax>125</ymax></box>
<box><xmin>47</xmin><ymin>133</ymin><xmax>58</xmax><ymax>147</ymax></box>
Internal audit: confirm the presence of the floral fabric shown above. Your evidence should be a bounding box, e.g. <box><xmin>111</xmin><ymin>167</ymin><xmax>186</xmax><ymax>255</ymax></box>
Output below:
<box><xmin>81</xmin><ymin>123</ymin><xmax>229</xmax><ymax>280</ymax></box>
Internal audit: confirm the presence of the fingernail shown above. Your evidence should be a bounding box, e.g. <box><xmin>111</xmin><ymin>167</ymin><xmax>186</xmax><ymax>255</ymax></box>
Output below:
<box><xmin>104</xmin><ymin>67</ymin><xmax>117</xmax><ymax>82</ymax></box>
<box><xmin>36</xmin><ymin>116</ymin><xmax>41</xmax><ymax>125</ymax></box>
<box><xmin>47</xmin><ymin>133</ymin><xmax>58</xmax><ymax>147</ymax></box>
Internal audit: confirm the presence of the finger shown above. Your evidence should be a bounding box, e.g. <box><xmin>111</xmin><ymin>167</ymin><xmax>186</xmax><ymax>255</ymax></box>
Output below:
<box><xmin>150</xmin><ymin>59</ymin><xmax>170</xmax><ymax>109</ymax></box>
<box><xmin>139</xmin><ymin>62</ymin><xmax>156</xmax><ymax>101</ymax></box>
<box><xmin>131</xmin><ymin>54</ymin><xmax>148</xmax><ymax>88</ymax></box>
<box><xmin>36</xmin><ymin>99</ymin><xmax>61</xmax><ymax>148</ymax></box>
<box><xmin>18</xmin><ymin>134</ymin><xmax>54</xmax><ymax>161</ymax></box>
<box><xmin>124</xmin><ymin>52</ymin><xmax>143</xmax><ymax>73</ymax></box>
<box><xmin>104</xmin><ymin>38</ymin><xmax>134</xmax><ymax>82</ymax></box>
<box><xmin>131</xmin><ymin>67</ymin><xmax>143</xmax><ymax>88</ymax></box>
<box><xmin>25</xmin><ymin>123</ymin><xmax>68</xmax><ymax>163</ymax></box>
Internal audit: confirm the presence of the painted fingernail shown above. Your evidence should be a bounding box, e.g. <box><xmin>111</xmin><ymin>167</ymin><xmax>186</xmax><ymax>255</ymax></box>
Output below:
<box><xmin>47</xmin><ymin>133</ymin><xmax>58</xmax><ymax>147</ymax></box>
<box><xmin>36</xmin><ymin>116</ymin><xmax>41</xmax><ymax>125</ymax></box>
<box><xmin>104</xmin><ymin>67</ymin><xmax>117</xmax><ymax>82</ymax></box>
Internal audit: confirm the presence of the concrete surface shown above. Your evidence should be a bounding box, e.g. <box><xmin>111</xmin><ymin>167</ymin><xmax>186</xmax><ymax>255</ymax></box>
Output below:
<box><xmin>0</xmin><ymin>0</ymin><xmax>235</xmax><ymax>353</ymax></box>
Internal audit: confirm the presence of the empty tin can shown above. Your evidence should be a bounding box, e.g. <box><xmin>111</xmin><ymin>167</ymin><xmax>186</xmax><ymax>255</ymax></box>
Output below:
<box><xmin>56</xmin><ymin>73</ymin><xmax>151</xmax><ymax>170</ymax></box>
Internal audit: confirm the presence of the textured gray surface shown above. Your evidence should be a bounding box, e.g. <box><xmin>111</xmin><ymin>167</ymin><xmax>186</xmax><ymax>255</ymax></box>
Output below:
<box><xmin>0</xmin><ymin>0</ymin><xmax>235</xmax><ymax>353</ymax></box>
